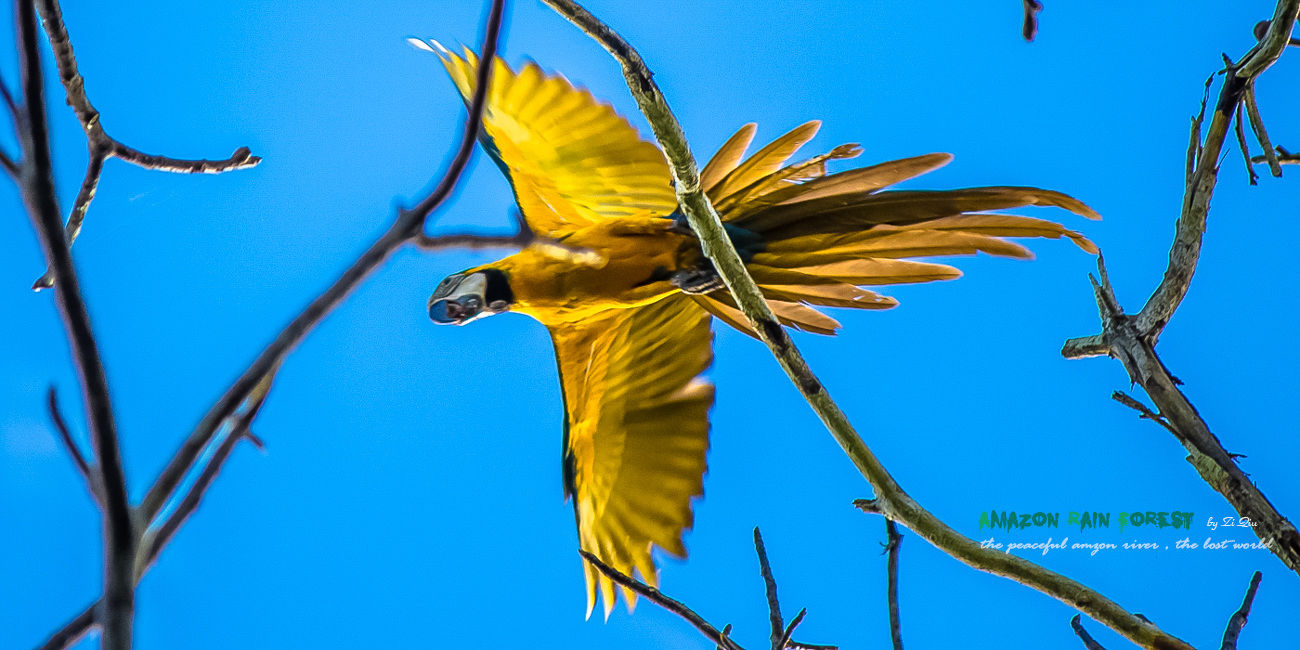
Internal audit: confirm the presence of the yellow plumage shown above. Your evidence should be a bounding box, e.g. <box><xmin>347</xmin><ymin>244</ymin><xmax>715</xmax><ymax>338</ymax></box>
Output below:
<box><xmin>416</xmin><ymin>43</ymin><xmax>1100</xmax><ymax>618</ymax></box>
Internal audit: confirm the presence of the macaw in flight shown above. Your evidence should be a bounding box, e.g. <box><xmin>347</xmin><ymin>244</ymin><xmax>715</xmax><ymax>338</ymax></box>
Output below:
<box><xmin>409</xmin><ymin>40</ymin><xmax>1099</xmax><ymax>619</ymax></box>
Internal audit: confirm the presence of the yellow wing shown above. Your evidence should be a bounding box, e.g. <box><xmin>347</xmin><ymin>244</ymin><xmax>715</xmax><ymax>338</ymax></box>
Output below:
<box><xmin>550</xmin><ymin>295</ymin><xmax>714</xmax><ymax>619</ymax></box>
<box><xmin>425</xmin><ymin>43</ymin><xmax>678</xmax><ymax>238</ymax></box>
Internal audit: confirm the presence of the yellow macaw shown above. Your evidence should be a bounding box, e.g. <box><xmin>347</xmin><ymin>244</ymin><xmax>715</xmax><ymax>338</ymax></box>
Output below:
<box><xmin>411</xmin><ymin>41</ymin><xmax>1099</xmax><ymax>618</ymax></box>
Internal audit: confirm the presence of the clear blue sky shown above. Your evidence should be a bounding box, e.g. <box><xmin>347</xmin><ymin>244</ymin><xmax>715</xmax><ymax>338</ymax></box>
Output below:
<box><xmin>3</xmin><ymin>1</ymin><xmax>1297</xmax><ymax>649</ymax></box>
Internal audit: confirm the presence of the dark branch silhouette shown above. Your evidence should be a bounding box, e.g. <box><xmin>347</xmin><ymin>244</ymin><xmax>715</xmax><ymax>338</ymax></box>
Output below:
<box><xmin>883</xmin><ymin>520</ymin><xmax>903</xmax><ymax>650</ymax></box>
<box><xmin>579</xmin><ymin>533</ymin><xmax>837</xmax><ymax>650</ymax></box>
<box><xmin>29</xmin><ymin>0</ymin><xmax>261</xmax><ymax>290</ymax></box>
<box><xmin>1220</xmin><ymin>572</ymin><xmax>1263</xmax><ymax>650</ymax></box>
<box><xmin>45</xmin><ymin>386</ymin><xmax>99</xmax><ymax>505</ymax></box>
<box><xmin>1022</xmin><ymin>0</ymin><xmax>1044</xmax><ymax>41</ymax></box>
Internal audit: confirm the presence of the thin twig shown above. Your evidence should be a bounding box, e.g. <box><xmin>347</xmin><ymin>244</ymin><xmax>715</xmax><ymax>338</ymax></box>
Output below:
<box><xmin>1220</xmin><ymin>572</ymin><xmax>1262</xmax><ymax>650</ymax></box>
<box><xmin>1022</xmin><ymin>0</ymin><xmax>1043</xmax><ymax>41</ymax></box>
<box><xmin>1071</xmin><ymin>615</ymin><xmax>1110</xmax><ymax>650</ymax></box>
<box><xmin>137</xmin><ymin>0</ymin><xmax>504</xmax><ymax>528</ymax></box>
<box><xmin>46</xmin><ymin>386</ymin><xmax>100</xmax><ymax>505</ymax></box>
<box><xmin>137</xmin><ymin>381</ymin><xmax>271</xmax><ymax>580</ymax></box>
<box><xmin>413</xmin><ymin>231</ymin><xmax>534</xmax><ymax>251</ymax></box>
<box><xmin>34</xmin><ymin>606</ymin><xmax>96</xmax><ymax>650</ymax></box>
<box><xmin>777</xmin><ymin>608</ymin><xmax>806</xmax><ymax>650</ymax></box>
<box><xmin>1252</xmin><ymin>144</ymin><xmax>1299</xmax><ymax>164</ymax></box>
<box><xmin>883</xmin><ymin>519</ymin><xmax>903</xmax><ymax>650</ymax></box>
<box><xmin>0</xmin><ymin>148</ymin><xmax>17</xmax><ymax>176</ymax></box>
<box><xmin>1243</xmin><ymin>85</ymin><xmax>1282</xmax><ymax>177</ymax></box>
<box><xmin>28</xmin><ymin>0</ymin><xmax>262</xmax><ymax>290</ymax></box>
<box><xmin>15</xmin><ymin>1</ymin><xmax>134</xmax><ymax>648</ymax></box>
<box><xmin>1233</xmin><ymin>102</ymin><xmax>1258</xmax><ymax>185</ymax></box>
<box><xmin>579</xmin><ymin>550</ymin><xmax>744</xmax><ymax>650</ymax></box>
<box><xmin>1111</xmin><ymin>391</ymin><xmax>1178</xmax><ymax>435</ymax></box>
<box><xmin>541</xmin><ymin>2</ymin><xmax>1195</xmax><ymax>648</ymax></box>
<box><xmin>33</xmin><ymin>148</ymin><xmax>105</xmax><ymax>290</ymax></box>
<box><xmin>753</xmin><ymin>528</ymin><xmax>784</xmax><ymax>650</ymax></box>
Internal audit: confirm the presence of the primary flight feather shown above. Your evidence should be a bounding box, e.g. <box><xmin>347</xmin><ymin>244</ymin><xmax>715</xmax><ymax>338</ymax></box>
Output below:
<box><xmin>412</xmin><ymin>41</ymin><xmax>1100</xmax><ymax>618</ymax></box>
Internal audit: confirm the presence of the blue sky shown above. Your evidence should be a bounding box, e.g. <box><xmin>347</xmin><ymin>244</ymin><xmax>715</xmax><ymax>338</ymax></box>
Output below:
<box><xmin>2</xmin><ymin>1</ymin><xmax>1297</xmax><ymax>649</ymax></box>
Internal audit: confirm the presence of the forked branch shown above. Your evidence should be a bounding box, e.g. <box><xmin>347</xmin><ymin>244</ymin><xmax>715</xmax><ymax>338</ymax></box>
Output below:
<box><xmin>1062</xmin><ymin>3</ymin><xmax>1300</xmax><ymax>575</ymax></box>
<box><xmin>29</xmin><ymin>0</ymin><xmax>261</xmax><ymax>290</ymax></box>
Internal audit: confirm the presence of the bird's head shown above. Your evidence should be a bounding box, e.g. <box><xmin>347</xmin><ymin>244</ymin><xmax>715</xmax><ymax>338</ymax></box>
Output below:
<box><xmin>427</xmin><ymin>268</ymin><xmax>515</xmax><ymax>325</ymax></box>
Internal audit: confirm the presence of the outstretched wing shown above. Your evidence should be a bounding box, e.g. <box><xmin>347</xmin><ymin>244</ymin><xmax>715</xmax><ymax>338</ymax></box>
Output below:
<box><xmin>550</xmin><ymin>295</ymin><xmax>715</xmax><ymax>619</ymax></box>
<box><xmin>415</xmin><ymin>41</ymin><xmax>678</xmax><ymax>238</ymax></box>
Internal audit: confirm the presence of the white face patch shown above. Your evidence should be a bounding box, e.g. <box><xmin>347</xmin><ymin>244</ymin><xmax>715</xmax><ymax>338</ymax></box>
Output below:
<box><xmin>450</xmin><ymin>272</ymin><xmax>487</xmax><ymax>302</ymax></box>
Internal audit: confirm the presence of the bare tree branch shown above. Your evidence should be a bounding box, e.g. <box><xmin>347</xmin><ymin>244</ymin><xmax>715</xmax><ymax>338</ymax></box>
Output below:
<box><xmin>14</xmin><ymin>0</ymin><xmax>134</xmax><ymax>647</ymax></box>
<box><xmin>1243</xmin><ymin>85</ymin><xmax>1283</xmax><ymax>177</ymax></box>
<box><xmin>1063</xmin><ymin>6</ymin><xmax>1300</xmax><ymax>576</ymax></box>
<box><xmin>32</xmin><ymin>149</ymin><xmax>104</xmax><ymax>289</ymax></box>
<box><xmin>136</xmin><ymin>377</ymin><xmax>271</xmax><ymax>580</ymax></box>
<box><xmin>883</xmin><ymin>520</ymin><xmax>903</xmax><ymax>650</ymax></box>
<box><xmin>541</xmin><ymin>2</ymin><xmax>1196</xmax><ymax>648</ymax></box>
<box><xmin>1252</xmin><ymin>144</ymin><xmax>1299</xmax><ymax>164</ymax></box>
<box><xmin>777</xmin><ymin>608</ymin><xmax>806</xmax><ymax>650</ymax></box>
<box><xmin>28</xmin><ymin>0</ymin><xmax>262</xmax><ymax>290</ymax></box>
<box><xmin>33</xmin><ymin>606</ymin><xmax>96</xmax><ymax>650</ymax></box>
<box><xmin>753</xmin><ymin>528</ymin><xmax>784</xmax><ymax>650</ymax></box>
<box><xmin>1232</xmin><ymin>101</ymin><xmax>1259</xmax><ymax>185</ymax></box>
<box><xmin>1111</xmin><ymin>390</ymin><xmax>1178</xmax><ymax>435</ymax></box>
<box><xmin>136</xmin><ymin>0</ymin><xmax>505</xmax><ymax>530</ymax></box>
<box><xmin>1022</xmin><ymin>0</ymin><xmax>1043</xmax><ymax>41</ymax></box>
<box><xmin>1220</xmin><ymin>572</ymin><xmax>1262</xmax><ymax>650</ymax></box>
<box><xmin>1071</xmin><ymin>615</ymin><xmax>1109</xmax><ymax>650</ymax></box>
<box><xmin>46</xmin><ymin>386</ymin><xmax>101</xmax><ymax>505</ymax></box>
<box><xmin>579</xmin><ymin>550</ymin><xmax>744</xmax><ymax>650</ymax></box>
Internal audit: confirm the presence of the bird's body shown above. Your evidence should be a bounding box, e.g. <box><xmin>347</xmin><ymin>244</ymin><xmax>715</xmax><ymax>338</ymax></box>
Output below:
<box><xmin>411</xmin><ymin>40</ymin><xmax>1100</xmax><ymax>618</ymax></box>
<box><xmin>485</xmin><ymin>216</ymin><xmax>688</xmax><ymax>325</ymax></box>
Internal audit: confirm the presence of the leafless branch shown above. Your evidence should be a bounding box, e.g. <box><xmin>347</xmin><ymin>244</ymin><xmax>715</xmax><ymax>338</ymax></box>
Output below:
<box><xmin>27</xmin><ymin>0</ymin><xmax>262</xmax><ymax>290</ymax></box>
<box><xmin>777</xmin><ymin>608</ymin><xmax>806</xmax><ymax>650</ymax></box>
<box><xmin>883</xmin><ymin>519</ymin><xmax>903</xmax><ymax>650</ymax></box>
<box><xmin>1111</xmin><ymin>390</ymin><xmax>1179</xmax><ymax>435</ymax></box>
<box><xmin>33</xmin><ymin>606</ymin><xmax>96</xmax><ymax>650</ymax></box>
<box><xmin>1063</xmin><ymin>4</ymin><xmax>1300</xmax><ymax>576</ymax></box>
<box><xmin>1022</xmin><ymin>0</ymin><xmax>1043</xmax><ymax>41</ymax></box>
<box><xmin>137</xmin><ymin>383</ymin><xmax>270</xmax><ymax>580</ymax></box>
<box><xmin>579</xmin><ymin>550</ymin><xmax>744</xmax><ymax>650</ymax></box>
<box><xmin>1219</xmin><ymin>572</ymin><xmax>1262</xmax><ymax>650</ymax></box>
<box><xmin>32</xmin><ymin>150</ymin><xmax>104</xmax><ymax>289</ymax></box>
<box><xmin>1071</xmin><ymin>615</ymin><xmax>1109</xmax><ymax>650</ymax></box>
<box><xmin>14</xmin><ymin>0</ymin><xmax>134</xmax><ymax>647</ymax></box>
<box><xmin>1252</xmin><ymin>144</ymin><xmax>1300</xmax><ymax>164</ymax></box>
<box><xmin>1243</xmin><ymin>85</ymin><xmax>1283</xmax><ymax>177</ymax></box>
<box><xmin>753</xmin><ymin>528</ymin><xmax>784</xmax><ymax>650</ymax></box>
<box><xmin>46</xmin><ymin>386</ymin><xmax>100</xmax><ymax>505</ymax></box>
<box><xmin>1232</xmin><ymin>102</ymin><xmax>1259</xmax><ymax>185</ymax></box>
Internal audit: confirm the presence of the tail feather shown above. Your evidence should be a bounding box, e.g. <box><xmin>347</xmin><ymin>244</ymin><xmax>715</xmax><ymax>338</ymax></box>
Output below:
<box><xmin>712</xmin><ymin>143</ymin><xmax>863</xmax><ymax>217</ymax></box>
<box><xmin>700</xmin><ymin>123</ymin><xmax>757</xmax><ymax>192</ymax></box>
<box><xmin>728</xmin><ymin>153</ymin><xmax>953</xmax><ymax>226</ymax></box>
<box><xmin>789</xmin><ymin>258</ymin><xmax>963</xmax><ymax>286</ymax></box>
<box><xmin>709</xmin><ymin>121</ymin><xmax>821</xmax><ymax>200</ymax></box>
<box><xmin>692</xmin><ymin>123</ymin><xmax>1100</xmax><ymax>339</ymax></box>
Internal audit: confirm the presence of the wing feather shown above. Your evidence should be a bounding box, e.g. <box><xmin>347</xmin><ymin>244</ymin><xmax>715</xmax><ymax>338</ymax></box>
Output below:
<box><xmin>551</xmin><ymin>296</ymin><xmax>714</xmax><ymax>619</ymax></box>
<box><xmin>431</xmin><ymin>47</ymin><xmax>677</xmax><ymax>237</ymax></box>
